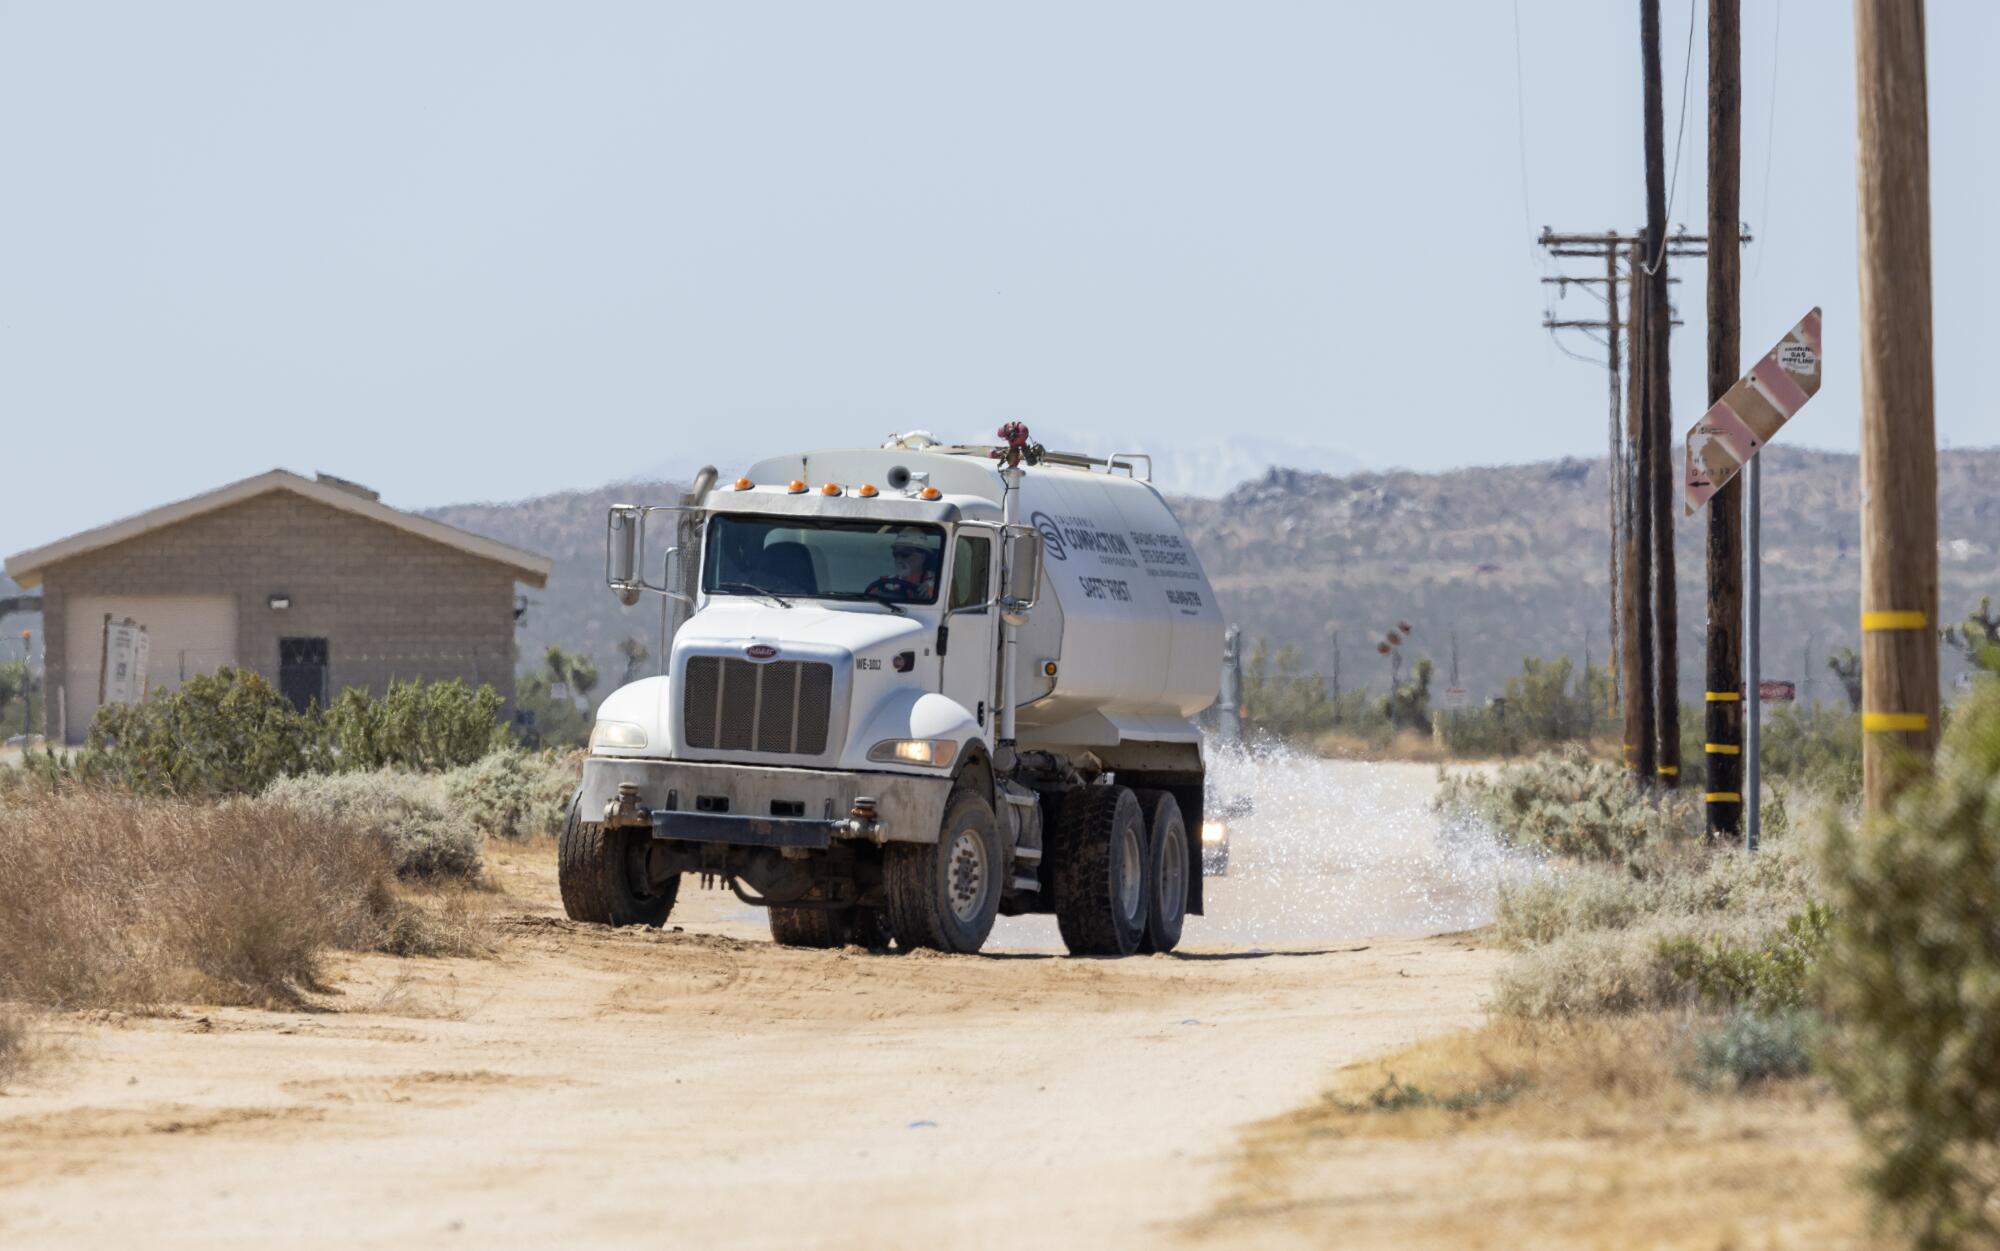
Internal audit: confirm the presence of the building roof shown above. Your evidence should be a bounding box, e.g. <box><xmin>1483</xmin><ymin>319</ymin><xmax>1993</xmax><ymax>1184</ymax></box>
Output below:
<box><xmin>3</xmin><ymin>469</ymin><xmax>552</xmax><ymax>589</ymax></box>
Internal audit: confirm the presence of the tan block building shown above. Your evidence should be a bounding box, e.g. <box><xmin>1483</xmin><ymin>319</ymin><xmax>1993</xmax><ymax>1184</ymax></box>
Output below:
<box><xmin>4</xmin><ymin>470</ymin><xmax>551</xmax><ymax>744</ymax></box>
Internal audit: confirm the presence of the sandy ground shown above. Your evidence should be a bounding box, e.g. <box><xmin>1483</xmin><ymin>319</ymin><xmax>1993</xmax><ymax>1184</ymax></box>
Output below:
<box><xmin>0</xmin><ymin>759</ymin><xmax>1508</xmax><ymax>1250</ymax></box>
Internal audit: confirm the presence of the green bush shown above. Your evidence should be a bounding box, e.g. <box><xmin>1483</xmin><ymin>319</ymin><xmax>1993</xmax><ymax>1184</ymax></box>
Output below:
<box><xmin>86</xmin><ymin>667</ymin><xmax>327</xmax><ymax>795</ymax></box>
<box><xmin>1655</xmin><ymin>902</ymin><xmax>1831</xmax><ymax>1012</ymax></box>
<box><xmin>1820</xmin><ymin>680</ymin><xmax>2000</xmax><ymax>1250</ymax></box>
<box><xmin>1437</xmin><ymin>748</ymin><xmax>1699</xmax><ymax>866</ymax></box>
<box><xmin>1689</xmin><ymin>1010</ymin><xmax>1817</xmax><ymax>1089</ymax></box>
<box><xmin>325</xmin><ymin>678</ymin><xmax>507</xmax><ymax>771</ymax></box>
<box><xmin>1492</xmin><ymin>839</ymin><xmax>1818</xmax><ymax>951</ymax></box>
<box><xmin>1495</xmin><ymin>917</ymin><xmax>1707</xmax><ymax>1017</ymax></box>
<box><xmin>1242</xmin><ymin>640</ymin><xmax>1339</xmax><ymax>742</ymax></box>
<box><xmin>262</xmin><ymin>771</ymin><xmax>481</xmax><ymax>880</ymax></box>
<box><xmin>1443</xmin><ymin>656</ymin><xmax>1617</xmax><ymax>758</ymax></box>
<box><xmin>443</xmin><ymin>748</ymin><xmax>579</xmax><ymax>841</ymax></box>
<box><xmin>1760</xmin><ymin>703</ymin><xmax>1864</xmax><ymax>806</ymax></box>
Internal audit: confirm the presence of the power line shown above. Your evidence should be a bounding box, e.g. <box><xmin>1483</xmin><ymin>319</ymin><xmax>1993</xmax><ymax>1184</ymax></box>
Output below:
<box><xmin>1644</xmin><ymin>0</ymin><xmax>1700</xmax><ymax>276</ymax></box>
<box><xmin>1753</xmin><ymin>0</ymin><xmax>1782</xmax><ymax>285</ymax></box>
<box><xmin>1511</xmin><ymin>0</ymin><xmax>1540</xmax><ymax>264</ymax></box>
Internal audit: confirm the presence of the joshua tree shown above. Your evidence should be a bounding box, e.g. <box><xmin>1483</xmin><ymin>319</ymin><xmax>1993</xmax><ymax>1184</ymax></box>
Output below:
<box><xmin>544</xmin><ymin>646</ymin><xmax>601</xmax><ymax>709</ymax></box>
<box><xmin>616</xmin><ymin>636</ymin><xmax>651</xmax><ymax>685</ymax></box>
<box><xmin>1943</xmin><ymin>596</ymin><xmax>2000</xmax><ymax>673</ymax></box>
<box><xmin>1827</xmin><ymin>647</ymin><xmax>1863</xmax><ymax>712</ymax></box>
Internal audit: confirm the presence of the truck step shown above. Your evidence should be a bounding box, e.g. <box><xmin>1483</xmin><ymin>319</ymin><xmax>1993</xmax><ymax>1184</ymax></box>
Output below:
<box><xmin>1011</xmin><ymin>875</ymin><xmax>1041</xmax><ymax>893</ymax></box>
<box><xmin>1011</xmin><ymin>845</ymin><xmax>1042</xmax><ymax>863</ymax></box>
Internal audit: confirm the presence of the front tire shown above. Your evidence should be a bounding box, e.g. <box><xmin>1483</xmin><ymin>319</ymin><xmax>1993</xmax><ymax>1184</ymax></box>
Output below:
<box><xmin>557</xmin><ymin>791</ymin><xmax>678</xmax><ymax>927</ymax></box>
<box><xmin>1133</xmin><ymin>789</ymin><xmax>1188</xmax><ymax>954</ymax></box>
<box><xmin>883</xmin><ymin>789</ymin><xmax>1002</xmax><ymax>953</ymax></box>
<box><xmin>1051</xmin><ymin>786</ymin><xmax>1148</xmax><ymax>957</ymax></box>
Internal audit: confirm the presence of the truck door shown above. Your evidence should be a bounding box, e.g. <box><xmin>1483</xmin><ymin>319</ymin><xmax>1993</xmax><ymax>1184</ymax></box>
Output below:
<box><xmin>940</xmin><ymin>533</ymin><xmax>997</xmax><ymax>739</ymax></box>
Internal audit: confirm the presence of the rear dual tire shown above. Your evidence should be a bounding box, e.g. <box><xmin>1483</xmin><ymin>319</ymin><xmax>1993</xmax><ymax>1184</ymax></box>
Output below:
<box><xmin>1132</xmin><ymin>789</ymin><xmax>1189</xmax><ymax>954</ymax></box>
<box><xmin>1052</xmin><ymin>786</ymin><xmax>1150</xmax><ymax>956</ymax></box>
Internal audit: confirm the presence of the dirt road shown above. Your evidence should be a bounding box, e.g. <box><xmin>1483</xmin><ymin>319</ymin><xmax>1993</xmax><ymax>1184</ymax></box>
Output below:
<box><xmin>0</xmin><ymin>760</ymin><xmax>1504</xmax><ymax>1249</ymax></box>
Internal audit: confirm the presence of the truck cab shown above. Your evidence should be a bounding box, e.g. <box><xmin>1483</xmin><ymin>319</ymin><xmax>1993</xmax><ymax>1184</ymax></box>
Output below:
<box><xmin>564</xmin><ymin>431</ymin><xmax>1222</xmax><ymax>957</ymax></box>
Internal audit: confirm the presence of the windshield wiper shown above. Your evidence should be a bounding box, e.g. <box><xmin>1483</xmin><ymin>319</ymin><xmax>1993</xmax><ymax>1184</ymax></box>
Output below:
<box><xmin>868</xmin><ymin>594</ymin><xmax>906</xmax><ymax>615</ymax></box>
<box><xmin>716</xmin><ymin>580</ymin><xmax>792</xmax><ymax>607</ymax></box>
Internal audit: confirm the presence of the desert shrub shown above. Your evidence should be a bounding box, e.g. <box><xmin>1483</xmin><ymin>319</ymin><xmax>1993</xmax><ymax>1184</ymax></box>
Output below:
<box><xmin>1443</xmin><ymin>657</ymin><xmax>1618</xmax><ymax>758</ymax></box>
<box><xmin>1820</xmin><ymin>681</ymin><xmax>2000</xmax><ymax>1250</ymax></box>
<box><xmin>325</xmin><ymin>678</ymin><xmax>507</xmax><ymax>771</ymax></box>
<box><xmin>1495</xmin><ymin>836</ymin><xmax>1819</xmax><ymax>948</ymax></box>
<box><xmin>0</xmin><ymin>791</ymin><xmax>407</xmax><ymax>1007</ymax></box>
<box><xmin>443</xmin><ymin>748</ymin><xmax>578</xmax><ymax>842</ymax></box>
<box><xmin>1241</xmin><ymin>640</ymin><xmax>1339</xmax><ymax>742</ymax></box>
<box><xmin>1760</xmin><ymin>703</ymin><xmax>1864</xmax><ymax>806</ymax></box>
<box><xmin>1493</xmin><ymin>868</ymin><xmax>1652</xmax><ymax>948</ymax></box>
<box><xmin>262</xmin><ymin>771</ymin><xmax>481</xmax><ymax>881</ymax></box>
<box><xmin>1494</xmin><ymin>915</ymin><xmax>1716</xmax><ymax>1018</ymax></box>
<box><xmin>1656</xmin><ymin>903</ymin><xmax>1831</xmax><ymax>1012</ymax></box>
<box><xmin>84</xmin><ymin>667</ymin><xmax>327</xmax><ymax>795</ymax></box>
<box><xmin>374</xmin><ymin>887</ymin><xmax>494</xmax><ymax>958</ymax></box>
<box><xmin>1689</xmin><ymin>1010</ymin><xmax>1817</xmax><ymax>1089</ymax></box>
<box><xmin>1438</xmin><ymin>747</ymin><xmax>1699</xmax><ymax>866</ymax></box>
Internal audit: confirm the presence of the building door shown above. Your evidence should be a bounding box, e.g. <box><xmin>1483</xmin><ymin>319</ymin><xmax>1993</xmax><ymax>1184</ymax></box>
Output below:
<box><xmin>279</xmin><ymin>638</ymin><xmax>329</xmax><ymax>712</ymax></box>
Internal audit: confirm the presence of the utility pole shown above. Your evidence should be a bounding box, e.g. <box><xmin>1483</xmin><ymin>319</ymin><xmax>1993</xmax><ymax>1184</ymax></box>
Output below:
<box><xmin>1855</xmin><ymin>0</ymin><xmax>1939</xmax><ymax>811</ymax></box>
<box><xmin>1604</xmin><ymin>244</ymin><xmax>1623</xmax><ymax>709</ymax></box>
<box><xmin>1640</xmin><ymin>0</ymin><xmax>1681</xmax><ymax>789</ymax></box>
<box><xmin>1626</xmin><ymin>242</ymin><xmax>1656</xmax><ymax>782</ymax></box>
<box><xmin>1703</xmin><ymin>0</ymin><xmax>1744</xmax><ymax>839</ymax></box>
<box><xmin>1539</xmin><ymin>228</ymin><xmax>1722</xmax><ymax>778</ymax></box>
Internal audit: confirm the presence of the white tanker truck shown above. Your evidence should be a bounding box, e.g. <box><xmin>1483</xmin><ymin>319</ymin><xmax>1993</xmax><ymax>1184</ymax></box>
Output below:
<box><xmin>562</xmin><ymin>428</ymin><xmax>1224</xmax><ymax>956</ymax></box>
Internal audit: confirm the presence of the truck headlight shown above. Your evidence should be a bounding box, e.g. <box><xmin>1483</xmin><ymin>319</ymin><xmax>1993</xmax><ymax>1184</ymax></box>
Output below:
<box><xmin>1202</xmin><ymin>819</ymin><xmax>1228</xmax><ymax>845</ymax></box>
<box><xmin>867</xmin><ymin>738</ymin><xmax>961</xmax><ymax>768</ymax></box>
<box><xmin>589</xmin><ymin>720</ymin><xmax>649</xmax><ymax>751</ymax></box>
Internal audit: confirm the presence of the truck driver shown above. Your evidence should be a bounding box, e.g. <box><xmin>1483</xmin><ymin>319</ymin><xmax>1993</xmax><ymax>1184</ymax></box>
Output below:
<box><xmin>865</xmin><ymin>534</ymin><xmax>938</xmax><ymax>603</ymax></box>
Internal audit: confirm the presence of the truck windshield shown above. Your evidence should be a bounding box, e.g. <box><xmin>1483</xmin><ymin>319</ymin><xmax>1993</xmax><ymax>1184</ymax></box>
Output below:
<box><xmin>703</xmin><ymin>516</ymin><xmax>947</xmax><ymax>606</ymax></box>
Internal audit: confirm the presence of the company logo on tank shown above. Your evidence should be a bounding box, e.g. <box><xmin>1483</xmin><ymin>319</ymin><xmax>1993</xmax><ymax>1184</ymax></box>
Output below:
<box><xmin>1032</xmin><ymin>512</ymin><xmax>1138</xmax><ymax>568</ymax></box>
<box><xmin>1031</xmin><ymin>511</ymin><xmax>1069</xmax><ymax>561</ymax></box>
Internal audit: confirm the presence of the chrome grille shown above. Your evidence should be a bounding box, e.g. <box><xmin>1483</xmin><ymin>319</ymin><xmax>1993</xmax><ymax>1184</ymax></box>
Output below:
<box><xmin>683</xmin><ymin>656</ymin><xmax>834</xmax><ymax>756</ymax></box>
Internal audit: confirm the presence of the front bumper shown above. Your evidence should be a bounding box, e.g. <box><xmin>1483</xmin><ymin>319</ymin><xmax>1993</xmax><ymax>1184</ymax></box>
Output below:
<box><xmin>579</xmin><ymin>756</ymin><xmax>954</xmax><ymax>846</ymax></box>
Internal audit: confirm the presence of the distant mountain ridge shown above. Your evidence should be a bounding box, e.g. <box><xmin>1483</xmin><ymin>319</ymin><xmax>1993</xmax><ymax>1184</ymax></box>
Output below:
<box><xmin>432</xmin><ymin>446</ymin><xmax>2000</xmax><ymax>705</ymax></box>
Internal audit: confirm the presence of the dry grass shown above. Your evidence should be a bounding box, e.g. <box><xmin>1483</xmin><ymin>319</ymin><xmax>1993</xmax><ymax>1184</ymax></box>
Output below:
<box><xmin>1311</xmin><ymin>728</ymin><xmax>1451</xmax><ymax>762</ymax></box>
<box><xmin>0</xmin><ymin>790</ymin><xmax>490</xmax><ymax>1011</ymax></box>
<box><xmin>0</xmin><ymin>1011</ymin><xmax>33</xmax><ymax>1088</ymax></box>
<box><xmin>1188</xmin><ymin>1015</ymin><xmax>1869</xmax><ymax>1250</ymax></box>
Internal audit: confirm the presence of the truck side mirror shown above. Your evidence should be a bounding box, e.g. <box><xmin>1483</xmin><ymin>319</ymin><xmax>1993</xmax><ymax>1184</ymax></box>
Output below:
<box><xmin>1002</xmin><ymin>529</ymin><xmax>1043</xmax><ymax>626</ymax></box>
<box><xmin>607</xmin><ymin>506</ymin><xmax>642</xmax><ymax>606</ymax></box>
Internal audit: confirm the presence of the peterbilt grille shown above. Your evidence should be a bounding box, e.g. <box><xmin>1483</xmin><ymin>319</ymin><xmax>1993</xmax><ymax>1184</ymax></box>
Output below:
<box><xmin>683</xmin><ymin>656</ymin><xmax>832</xmax><ymax>756</ymax></box>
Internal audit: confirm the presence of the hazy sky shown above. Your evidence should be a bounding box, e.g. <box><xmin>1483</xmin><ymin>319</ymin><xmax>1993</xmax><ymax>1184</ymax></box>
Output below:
<box><xmin>5</xmin><ymin>2</ymin><xmax>1996</xmax><ymax>554</ymax></box>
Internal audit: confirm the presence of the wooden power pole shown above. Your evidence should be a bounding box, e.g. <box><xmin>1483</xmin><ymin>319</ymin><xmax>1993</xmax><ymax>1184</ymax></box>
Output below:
<box><xmin>1537</xmin><ymin>229</ymin><xmax>1721</xmax><ymax>779</ymax></box>
<box><xmin>1704</xmin><ymin>0</ymin><xmax>1743</xmax><ymax>837</ymax></box>
<box><xmin>1855</xmin><ymin>0</ymin><xmax>1939</xmax><ymax>810</ymax></box>
<box><xmin>1625</xmin><ymin>242</ymin><xmax>1655</xmax><ymax>782</ymax></box>
<box><xmin>1639</xmin><ymin>0</ymin><xmax>1680</xmax><ymax>787</ymax></box>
